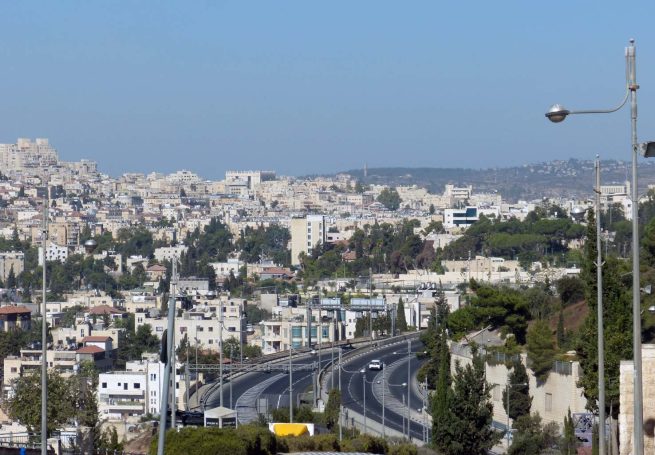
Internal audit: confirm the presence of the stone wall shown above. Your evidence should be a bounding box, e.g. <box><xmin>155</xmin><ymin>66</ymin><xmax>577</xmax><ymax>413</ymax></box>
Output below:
<box><xmin>619</xmin><ymin>344</ymin><xmax>655</xmax><ymax>455</ymax></box>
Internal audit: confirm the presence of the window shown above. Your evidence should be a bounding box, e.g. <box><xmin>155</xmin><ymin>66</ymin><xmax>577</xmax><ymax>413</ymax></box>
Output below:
<box><xmin>208</xmin><ymin>327</ymin><xmax>214</xmax><ymax>332</ymax></box>
<box><xmin>10</xmin><ymin>367</ymin><xmax>17</xmax><ymax>373</ymax></box>
<box><xmin>545</xmin><ymin>393</ymin><xmax>552</xmax><ymax>412</ymax></box>
<box><xmin>156</xmin><ymin>327</ymin><xmax>163</xmax><ymax>332</ymax></box>
<box><xmin>150</xmin><ymin>374</ymin><xmax>156</xmax><ymax>381</ymax></box>
<box><xmin>134</xmin><ymin>383</ymin><xmax>140</xmax><ymax>389</ymax></box>
<box><xmin>197</xmin><ymin>327</ymin><xmax>204</xmax><ymax>332</ymax></box>
<box><xmin>102</xmin><ymin>382</ymin><xmax>107</xmax><ymax>389</ymax></box>
<box><xmin>123</xmin><ymin>383</ymin><xmax>128</xmax><ymax>390</ymax></box>
<box><xmin>208</xmin><ymin>340</ymin><xmax>213</xmax><ymax>344</ymax></box>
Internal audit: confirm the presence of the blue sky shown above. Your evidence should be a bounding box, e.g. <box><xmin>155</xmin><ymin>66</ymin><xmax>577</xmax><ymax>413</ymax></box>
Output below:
<box><xmin>1</xmin><ymin>1</ymin><xmax>655</xmax><ymax>178</ymax></box>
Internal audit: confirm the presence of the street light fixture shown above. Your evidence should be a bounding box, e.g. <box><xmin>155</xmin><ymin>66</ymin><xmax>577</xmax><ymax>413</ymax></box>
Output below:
<box><xmin>545</xmin><ymin>39</ymin><xmax>652</xmax><ymax>455</ymax></box>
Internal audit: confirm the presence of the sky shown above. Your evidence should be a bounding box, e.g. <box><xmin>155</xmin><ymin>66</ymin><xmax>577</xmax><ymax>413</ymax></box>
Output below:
<box><xmin>1</xmin><ymin>1</ymin><xmax>655</xmax><ymax>179</ymax></box>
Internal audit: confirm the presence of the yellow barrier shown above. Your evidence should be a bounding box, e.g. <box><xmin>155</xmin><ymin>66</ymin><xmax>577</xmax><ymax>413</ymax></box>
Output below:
<box><xmin>270</xmin><ymin>423</ymin><xmax>310</xmax><ymax>436</ymax></box>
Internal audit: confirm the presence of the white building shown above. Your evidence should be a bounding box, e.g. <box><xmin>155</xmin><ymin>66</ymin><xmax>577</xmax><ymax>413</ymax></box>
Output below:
<box><xmin>97</xmin><ymin>354</ymin><xmax>184</xmax><ymax>419</ymax></box>
<box><xmin>135</xmin><ymin>300</ymin><xmax>245</xmax><ymax>352</ymax></box>
<box><xmin>38</xmin><ymin>242</ymin><xmax>68</xmax><ymax>265</ymax></box>
<box><xmin>153</xmin><ymin>245</ymin><xmax>188</xmax><ymax>263</ymax></box>
<box><xmin>210</xmin><ymin>258</ymin><xmax>244</xmax><ymax>277</ymax></box>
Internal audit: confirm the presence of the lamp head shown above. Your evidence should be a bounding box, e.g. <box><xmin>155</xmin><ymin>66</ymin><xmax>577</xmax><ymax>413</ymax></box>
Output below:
<box><xmin>402</xmin><ymin>382</ymin><xmax>407</xmax><ymax>387</ymax></box>
<box><xmin>545</xmin><ymin>104</ymin><xmax>571</xmax><ymax>123</ymax></box>
<box><xmin>639</xmin><ymin>142</ymin><xmax>655</xmax><ymax>158</ymax></box>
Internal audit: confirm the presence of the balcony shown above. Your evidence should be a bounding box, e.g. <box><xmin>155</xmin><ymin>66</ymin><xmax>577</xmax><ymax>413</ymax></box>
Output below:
<box><xmin>99</xmin><ymin>389</ymin><xmax>145</xmax><ymax>399</ymax></box>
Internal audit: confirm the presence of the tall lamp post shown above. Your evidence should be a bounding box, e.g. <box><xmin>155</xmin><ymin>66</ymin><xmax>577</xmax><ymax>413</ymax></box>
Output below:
<box><xmin>545</xmin><ymin>39</ymin><xmax>655</xmax><ymax>455</ymax></box>
<box><xmin>41</xmin><ymin>186</ymin><xmax>48</xmax><ymax>455</ymax></box>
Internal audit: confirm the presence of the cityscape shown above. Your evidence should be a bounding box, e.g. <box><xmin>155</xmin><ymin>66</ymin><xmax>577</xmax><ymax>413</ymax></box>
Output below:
<box><xmin>2</xmin><ymin>3</ymin><xmax>655</xmax><ymax>455</ymax></box>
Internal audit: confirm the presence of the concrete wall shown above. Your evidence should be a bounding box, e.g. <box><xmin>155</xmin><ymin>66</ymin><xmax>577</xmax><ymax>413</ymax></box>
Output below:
<box><xmin>619</xmin><ymin>344</ymin><xmax>655</xmax><ymax>455</ymax></box>
<box><xmin>452</xmin><ymin>350</ymin><xmax>587</xmax><ymax>430</ymax></box>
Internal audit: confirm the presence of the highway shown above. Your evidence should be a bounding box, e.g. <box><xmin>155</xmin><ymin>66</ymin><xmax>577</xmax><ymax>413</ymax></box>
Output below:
<box><xmin>334</xmin><ymin>337</ymin><xmax>428</xmax><ymax>442</ymax></box>
<box><xmin>198</xmin><ymin>335</ymin><xmax>429</xmax><ymax>440</ymax></box>
<box><xmin>201</xmin><ymin>348</ymin><xmax>342</xmax><ymax>423</ymax></box>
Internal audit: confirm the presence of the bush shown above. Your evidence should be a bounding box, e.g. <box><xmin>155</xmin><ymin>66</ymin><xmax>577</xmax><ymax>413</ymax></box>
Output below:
<box><xmin>279</xmin><ymin>434</ymin><xmax>340</xmax><ymax>452</ymax></box>
<box><xmin>150</xmin><ymin>425</ymin><xmax>277</xmax><ymax>455</ymax></box>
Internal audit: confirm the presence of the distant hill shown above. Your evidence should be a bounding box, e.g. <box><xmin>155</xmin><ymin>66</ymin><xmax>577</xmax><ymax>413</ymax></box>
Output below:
<box><xmin>333</xmin><ymin>159</ymin><xmax>655</xmax><ymax>202</ymax></box>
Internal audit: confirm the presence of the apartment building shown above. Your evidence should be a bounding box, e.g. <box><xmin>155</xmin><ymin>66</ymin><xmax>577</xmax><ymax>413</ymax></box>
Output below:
<box><xmin>0</xmin><ymin>138</ymin><xmax>59</xmax><ymax>172</ymax></box>
<box><xmin>260</xmin><ymin>305</ymin><xmax>344</xmax><ymax>354</ymax></box>
<box><xmin>4</xmin><ymin>337</ymin><xmax>117</xmax><ymax>396</ymax></box>
<box><xmin>0</xmin><ymin>305</ymin><xmax>31</xmax><ymax>332</ymax></box>
<box><xmin>97</xmin><ymin>354</ymin><xmax>184</xmax><ymax>420</ymax></box>
<box><xmin>290</xmin><ymin>215</ymin><xmax>327</xmax><ymax>266</ymax></box>
<box><xmin>135</xmin><ymin>299</ymin><xmax>245</xmax><ymax>352</ymax></box>
<box><xmin>0</xmin><ymin>252</ymin><xmax>24</xmax><ymax>282</ymax></box>
<box><xmin>37</xmin><ymin>242</ymin><xmax>69</xmax><ymax>265</ymax></box>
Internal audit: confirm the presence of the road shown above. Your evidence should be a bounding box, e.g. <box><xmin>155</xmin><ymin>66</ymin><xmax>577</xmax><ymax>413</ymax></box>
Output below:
<box><xmin>198</xmin><ymin>336</ymin><xmax>428</xmax><ymax>439</ymax></box>
<box><xmin>201</xmin><ymin>348</ymin><xmax>342</xmax><ymax>423</ymax></box>
<box><xmin>332</xmin><ymin>337</ymin><xmax>428</xmax><ymax>442</ymax></box>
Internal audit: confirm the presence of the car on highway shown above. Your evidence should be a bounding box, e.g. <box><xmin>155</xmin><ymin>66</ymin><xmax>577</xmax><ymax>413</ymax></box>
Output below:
<box><xmin>368</xmin><ymin>360</ymin><xmax>383</xmax><ymax>370</ymax></box>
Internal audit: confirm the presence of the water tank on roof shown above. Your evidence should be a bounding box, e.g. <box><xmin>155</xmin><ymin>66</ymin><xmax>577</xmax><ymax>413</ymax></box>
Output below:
<box><xmin>570</xmin><ymin>206</ymin><xmax>586</xmax><ymax>222</ymax></box>
<box><xmin>84</xmin><ymin>239</ymin><xmax>98</xmax><ymax>254</ymax></box>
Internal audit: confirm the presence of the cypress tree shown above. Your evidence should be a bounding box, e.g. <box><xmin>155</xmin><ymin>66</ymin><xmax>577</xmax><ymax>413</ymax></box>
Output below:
<box><xmin>502</xmin><ymin>359</ymin><xmax>531</xmax><ymax>420</ymax></box>
<box><xmin>433</xmin><ymin>347</ymin><xmax>500</xmax><ymax>455</ymax></box>
<box><xmin>397</xmin><ymin>297</ymin><xmax>408</xmax><ymax>332</ymax></box>
<box><xmin>6</xmin><ymin>266</ymin><xmax>16</xmax><ymax>289</ymax></box>
<box><xmin>560</xmin><ymin>408</ymin><xmax>577</xmax><ymax>455</ymax></box>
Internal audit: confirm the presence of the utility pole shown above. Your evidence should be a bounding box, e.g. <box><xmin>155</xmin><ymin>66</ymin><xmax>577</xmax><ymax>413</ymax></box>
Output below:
<box><xmin>362</xmin><ymin>373</ymin><xmax>367</xmax><ymax>434</ymax></box>
<box><xmin>41</xmin><ymin>184</ymin><xmax>48</xmax><ymax>455</ymax></box>
<box><xmin>289</xmin><ymin>326</ymin><xmax>294</xmax><ymax>423</ymax></box>
<box><xmin>369</xmin><ymin>267</ymin><xmax>373</xmax><ymax>341</ymax></box>
<box><xmin>406</xmin><ymin>338</ymin><xmax>411</xmax><ymax>440</ymax></box>
<box><xmin>157</xmin><ymin>259</ymin><xmax>177</xmax><ymax>455</ymax></box>
<box><xmin>219</xmin><ymin>297</ymin><xmax>223</xmax><ymax>407</ymax></box>
<box><xmin>171</xmin><ymin>262</ymin><xmax>178</xmax><ymax>429</ymax></box>
<box><xmin>382</xmin><ymin>362</ymin><xmax>386</xmax><ymax>438</ymax></box>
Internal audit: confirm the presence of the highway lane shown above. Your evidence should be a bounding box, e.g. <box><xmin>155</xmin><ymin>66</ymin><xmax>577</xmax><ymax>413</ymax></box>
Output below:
<box><xmin>337</xmin><ymin>338</ymin><xmax>428</xmax><ymax>442</ymax></box>
<box><xmin>199</xmin><ymin>336</ymin><xmax>429</xmax><ymax>440</ymax></box>
<box><xmin>202</xmin><ymin>350</ymin><xmax>339</xmax><ymax>419</ymax></box>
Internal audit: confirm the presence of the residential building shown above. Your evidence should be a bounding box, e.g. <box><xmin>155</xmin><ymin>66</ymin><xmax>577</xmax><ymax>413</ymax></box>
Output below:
<box><xmin>0</xmin><ymin>305</ymin><xmax>31</xmax><ymax>332</ymax></box>
<box><xmin>0</xmin><ymin>252</ymin><xmax>24</xmax><ymax>282</ymax></box>
<box><xmin>290</xmin><ymin>215</ymin><xmax>327</xmax><ymax>266</ymax></box>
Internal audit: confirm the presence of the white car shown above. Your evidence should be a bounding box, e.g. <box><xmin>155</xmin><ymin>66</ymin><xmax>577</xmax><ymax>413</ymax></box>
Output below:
<box><xmin>368</xmin><ymin>360</ymin><xmax>383</xmax><ymax>370</ymax></box>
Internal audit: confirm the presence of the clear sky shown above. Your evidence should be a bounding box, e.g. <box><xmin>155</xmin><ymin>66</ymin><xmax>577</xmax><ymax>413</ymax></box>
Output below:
<box><xmin>1</xmin><ymin>1</ymin><xmax>655</xmax><ymax>178</ymax></box>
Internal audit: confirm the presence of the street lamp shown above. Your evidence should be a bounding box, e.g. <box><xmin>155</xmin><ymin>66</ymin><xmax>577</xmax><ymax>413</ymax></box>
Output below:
<box><xmin>545</xmin><ymin>39</ymin><xmax>653</xmax><ymax>455</ymax></box>
<box><xmin>393</xmin><ymin>339</ymin><xmax>427</xmax><ymax>440</ymax></box>
<box><xmin>376</xmin><ymin>369</ymin><xmax>406</xmax><ymax>439</ymax></box>
<box><xmin>360</xmin><ymin>369</ymin><xmax>367</xmax><ymax>434</ymax></box>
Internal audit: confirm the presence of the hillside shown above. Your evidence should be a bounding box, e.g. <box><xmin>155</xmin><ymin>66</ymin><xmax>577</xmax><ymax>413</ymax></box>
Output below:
<box><xmin>331</xmin><ymin>159</ymin><xmax>655</xmax><ymax>202</ymax></box>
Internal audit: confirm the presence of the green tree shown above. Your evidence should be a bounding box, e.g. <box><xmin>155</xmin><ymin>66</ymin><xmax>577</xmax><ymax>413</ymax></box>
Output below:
<box><xmin>6</xmin><ymin>266</ymin><xmax>16</xmax><ymax>288</ymax></box>
<box><xmin>324</xmin><ymin>389</ymin><xmax>341</xmax><ymax>431</ymax></box>
<box><xmin>526</xmin><ymin>320</ymin><xmax>556</xmax><ymax>382</ymax></box>
<box><xmin>508</xmin><ymin>413</ymin><xmax>559</xmax><ymax>455</ymax></box>
<box><xmin>431</xmin><ymin>312</ymin><xmax>452</xmax><ymax>447</ymax></box>
<box><xmin>5</xmin><ymin>370</ymin><xmax>76</xmax><ymax>435</ymax></box>
<box><xmin>556</xmin><ymin>276</ymin><xmax>585</xmax><ymax>306</ymax></box>
<box><xmin>502</xmin><ymin>360</ymin><xmax>531</xmax><ymax>420</ymax></box>
<box><xmin>433</xmin><ymin>348</ymin><xmax>500</xmax><ymax>455</ymax></box>
<box><xmin>396</xmin><ymin>298</ymin><xmax>408</xmax><ymax>333</ymax></box>
<box><xmin>560</xmin><ymin>408</ymin><xmax>577</xmax><ymax>455</ymax></box>
<box><xmin>377</xmin><ymin>187</ymin><xmax>401</xmax><ymax>211</ymax></box>
<box><xmin>577</xmin><ymin>209</ymin><xmax>632</xmax><ymax>422</ymax></box>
